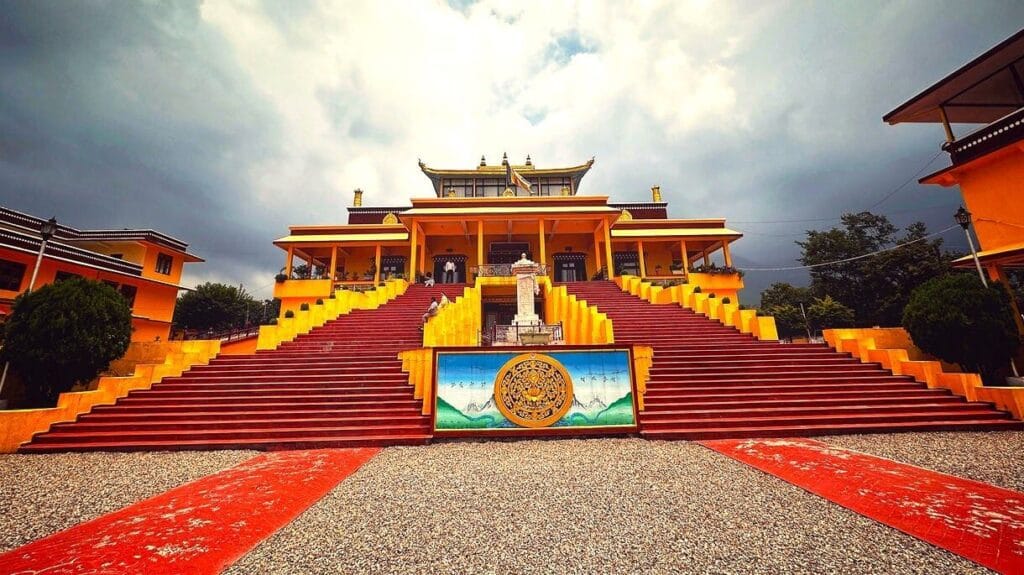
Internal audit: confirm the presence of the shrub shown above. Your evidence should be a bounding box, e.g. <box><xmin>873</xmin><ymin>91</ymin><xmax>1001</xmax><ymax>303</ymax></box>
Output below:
<box><xmin>300</xmin><ymin>302</ymin><xmax>310</xmax><ymax>311</ymax></box>
<box><xmin>708</xmin><ymin>293</ymin><xmax>716</xmax><ymax>299</ymax></box>
<box><xmin>903</xmin><ymin>273</ymin><xmax>1020</xmax><ymax>385</ymax></box>
<box><xmin>693</xmin><ymin>286</ymin><xmax>702</xmax><ymax>294</ymax></box>
<box><xmin>315</xmin><ymin>298</ymin><xmax>324</xmax><ymax>305</ymax></box>
<box><xmin>722</xmin><ymin>297</ymin><xmax>731</xmax><ymax>304</ymax></box>
<box><xmin>284</xmin><ymin>310</ymin><xmax>295</xmax><ymax>318</ymax></box>
<box><xmin>807</xmin><ymin>295</ymin><xmax>855</xmax><ymax>332</ymax></box>
<box><xmin>0</xmin><ymin>278</ymin><xmax>132</xmax><ymax>407</ymax></box>
<box><xmin>274</xmin><ymin>272</ymin><xmax>287</xmax><ymax>283</ymax></box>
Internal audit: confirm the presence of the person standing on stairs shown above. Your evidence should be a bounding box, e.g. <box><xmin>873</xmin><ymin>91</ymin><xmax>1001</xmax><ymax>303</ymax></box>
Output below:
<box><xmin>444</xmin><ymin>259</ymin><xmax>456</xmax><ymax>283</ymax></box>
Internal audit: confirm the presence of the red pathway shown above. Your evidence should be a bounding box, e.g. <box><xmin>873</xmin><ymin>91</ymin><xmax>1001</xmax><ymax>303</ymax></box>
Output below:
<box><xmin>0</xmin><ymin>448</ymin><xmax>379</xmax><ymax>575</ymax></box>
<box><xmin>703</xmin><ymin>437</ymin><xmax>1024</xmax><ymax>574</ymax></box>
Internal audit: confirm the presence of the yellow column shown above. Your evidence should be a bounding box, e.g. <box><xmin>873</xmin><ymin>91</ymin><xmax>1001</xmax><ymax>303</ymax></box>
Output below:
<box><xmin>329</xmin><ymin>246</ymin><xmax>338</xmax><ymax>281</ymax></box>
<box><xmin>679</xmin><ymin>240</ymin><xmax>689</xmax><ymax>273</ymax></box>
<box><xmin>409</xmin><ymin>222</ymin><xmax>418</xmax><ymax>277</ymax></box>
<box><xmin>538</xmin><ymin>219</ymin><xmax>546</xmax><ymax>270</ymax></box>
<box><xmin>603</xmin><ymin>221</ymin><xmax>614</xmax><ymax>279</ymax></box>
<box><xmin>373</xmin><ymin>244</ymin><xmax>382</xmax><ymax>285</ymax></box>
<box><xmin>723</xmin><ymin>241</ymin><xmax>733</xmax><ymax>267</ymax></box>
<box><xmin>637</xmin><ymin>241</ymin><xmax>647</xmax><ymax>278</ymax></box>
<box><xmin>285</xmin><ymin>246</ymin><xmax>294</xmax><ymax>277</ymax></box>
<box><xmin>477</xmin><ymin>220</ymin><xmax>484</xmax><ymax>270</ymax></box>
<box><xmin>418</xmin><ymin>224</ymin><xmax>426</xmax><ymax>274</ymax></box>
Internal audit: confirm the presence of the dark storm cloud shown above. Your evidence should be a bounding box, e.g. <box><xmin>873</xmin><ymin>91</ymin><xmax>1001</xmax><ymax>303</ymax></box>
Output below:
<box><xmin>0</xmin><ymin>1</ymin><xmax>1021</xmax><ymax>301</ymax></box>
<box><xmin>0</xmin><ymin>0</ymin><xmax>285</xmax><ymax>292</ymax></box>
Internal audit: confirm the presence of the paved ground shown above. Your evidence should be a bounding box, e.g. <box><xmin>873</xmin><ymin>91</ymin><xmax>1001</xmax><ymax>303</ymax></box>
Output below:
<box><xmin>228</xmin><ymin>436</ymin><xmax>999</xmax><ymax>575</ymax></box>
<box><xmin>0</xmin><ymin>450</ymin><xmax>255</xmax><ymax>553</ymax></box>
<box><xmin>4</xmin><ymin>432</ymin><xmax>1021</xmax><ymax>573</ymax></box>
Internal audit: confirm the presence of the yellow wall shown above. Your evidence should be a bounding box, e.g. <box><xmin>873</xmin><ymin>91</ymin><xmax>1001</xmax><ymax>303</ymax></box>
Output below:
<box><xmin>957</xmin><ymin>149</ymin><xmax>1024</xmax><ymax>251</ymax></box>
<box><xmin>0</xmin><ymin>340</ymin><xmax>221</xmax><ymax>452</ymax></box>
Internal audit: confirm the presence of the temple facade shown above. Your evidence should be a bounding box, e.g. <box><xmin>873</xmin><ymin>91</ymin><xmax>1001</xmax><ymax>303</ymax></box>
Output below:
<box><xmin>273</xmin><ymin>155</ymin><xmax>744</xmax><ymax>316</ymax></box>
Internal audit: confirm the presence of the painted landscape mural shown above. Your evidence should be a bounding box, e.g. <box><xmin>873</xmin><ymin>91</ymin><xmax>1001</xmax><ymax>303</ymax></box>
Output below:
<box><xmin>435</xmin><ymin>350</ymin><xmax>636</xmax><ymax>431</ymax></box>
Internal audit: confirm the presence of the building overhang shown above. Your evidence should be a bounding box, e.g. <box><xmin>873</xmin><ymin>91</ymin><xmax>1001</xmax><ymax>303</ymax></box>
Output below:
<box><xmin>610</xmin><ymin>227</ymin><xmax>742</xmax><ymax>240</ymax></box>
<box><xmin>884</xmin><ymin>29</ymin><xmax>1024</xmax><ymax>125</ymax></box>
<box><xmin>953</xmin><ymin>241</ymin><xmax>1024</xmax><ymax>269</ymax></box>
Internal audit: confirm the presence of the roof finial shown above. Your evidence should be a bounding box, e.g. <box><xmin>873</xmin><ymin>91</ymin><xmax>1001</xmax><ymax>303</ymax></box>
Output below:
<box><xmin>501</xmin><ymin>152</ymin><xmax>508</xmax><ymax>166</ymax></box>
<box><xmin>480</xmin><ymin>155</ymin><xmax>487</xmax><ymax>167</ymax></box>
<box><xmin>651</xmin><ymin>185</ymin><xmax>662</xmax><ymax>202</ymax></box>
<box><xmin>525</xmin><ymin>154</ymin><xmax>532</xmax><ymax>166</ymax></box>
<box><xmin>353</xmin><ymin>188</ymin><xmax>363</xmax><ymax>207</ymax></box>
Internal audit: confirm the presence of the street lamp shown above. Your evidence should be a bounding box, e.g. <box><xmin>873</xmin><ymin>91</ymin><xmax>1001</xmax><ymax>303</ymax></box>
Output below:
<box><xmin>27</xmin><ymin>217</ymin><xmax>58</xmax><ymax>292</ymax></box>
<box><xmin>955</xmin><ymin>206</ymin><xmax>987</xmax><ymax>287</ymax></box>
<box><xmin>0</xmin><ymin>217</ymin><xmax>58</xmax><ymax>408</ymax></box>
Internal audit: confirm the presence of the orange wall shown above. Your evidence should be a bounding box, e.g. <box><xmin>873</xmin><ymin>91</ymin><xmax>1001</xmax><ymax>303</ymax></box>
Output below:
<box><xmin>0</xmin><ymin>248</ymin><xmax>176</xmax><ymax>341</ymax></box>
<box><xmin>958</xmin><ymin>149</ymin><xmax>1024</xmax><ymax>251</ymax></box>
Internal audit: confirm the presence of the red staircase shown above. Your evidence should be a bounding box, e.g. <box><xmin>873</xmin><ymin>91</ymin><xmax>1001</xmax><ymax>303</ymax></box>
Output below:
<box><xmin>564</xmin><ymin>281</ymin><xmax>1023</xmax><ymax>439</ymax></box>
<box><xmin>20</xmin><ymin>284</ymin><xmax>466</xmax><ymax>453</ymax></box>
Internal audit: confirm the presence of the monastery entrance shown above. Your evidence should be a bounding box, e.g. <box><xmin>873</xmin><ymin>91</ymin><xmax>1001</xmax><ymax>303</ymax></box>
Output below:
<box><xmin>432</xmin><ymin>254</ymin><xmax>467</xmax><ymax>283</ymax></box>
<box><xmin>552</xmin><ymin>252</ymin><xmax>587</xmax><ymax>282</ymax></box>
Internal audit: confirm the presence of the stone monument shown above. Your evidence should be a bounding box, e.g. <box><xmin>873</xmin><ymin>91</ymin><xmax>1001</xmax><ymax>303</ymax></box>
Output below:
<box><xmin>510</xmin><ymin>253</ymin><xmax>541</xmax><ymax>326</ymax></box>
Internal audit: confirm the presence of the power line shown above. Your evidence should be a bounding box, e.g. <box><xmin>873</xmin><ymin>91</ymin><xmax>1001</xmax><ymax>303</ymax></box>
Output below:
<box><xmin>732</xmin><ymin>149</ymin><xmax>946</xmax><ymax>225</ymax></box>
<box><xmin>741</xmin><ymin>224</ymin><xmax>958</xmax><ymax>272</ymax></box>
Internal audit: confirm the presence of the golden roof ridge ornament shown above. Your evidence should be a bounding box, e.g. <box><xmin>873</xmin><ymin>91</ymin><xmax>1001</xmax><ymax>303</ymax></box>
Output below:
<box><xmin>353</xmin><ymin>188</ymin><xmax>363</xmax><ymax>207</ymax></box>
<box><xmin>652</xmin><ymin>185</ymin><xmax>662</xmax><ymax>202</ymax></box>
<box><xmin>382</xmin><ymin>212</ymin><xmax>399</xmax><ymax>224</ymax></box>
<box><xmin>619</xmin><ymin>209</ymin><xmax>633</xmax><ymax>221</ymax></box>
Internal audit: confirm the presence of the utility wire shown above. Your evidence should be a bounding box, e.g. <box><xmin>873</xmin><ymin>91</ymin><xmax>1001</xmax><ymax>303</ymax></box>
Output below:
<box><xmin>732</xmin><ymin>149</ymin><xmax>946</xmax><ymax>225</ymax></box>
<box><xmin>740</xmin><ymin>224</ymin><xmax>959</xmax><ymax>272</ymax></box>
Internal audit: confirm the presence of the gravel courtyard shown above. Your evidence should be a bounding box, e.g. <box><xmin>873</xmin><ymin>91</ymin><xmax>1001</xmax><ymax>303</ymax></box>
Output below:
<box><xmin>229</xmin><ymin>435</ymin><xmax>1010</xmax><ymax>575</ymax></box>
<box><xmin>4</xmin><ymin>432</ymin><xmax>1022</xmax><ymax>573</ymax></box>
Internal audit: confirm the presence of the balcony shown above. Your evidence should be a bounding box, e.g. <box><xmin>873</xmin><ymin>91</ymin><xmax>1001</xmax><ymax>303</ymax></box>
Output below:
<box><xmin>472</xmin><ymin>264</ymin><xmax>549</xmax><ymax>278</ymax></box>
<box><xmin>949</xmin><ymin>107</ymin><xmax>1024</xmax><ymax>166</ymax></box>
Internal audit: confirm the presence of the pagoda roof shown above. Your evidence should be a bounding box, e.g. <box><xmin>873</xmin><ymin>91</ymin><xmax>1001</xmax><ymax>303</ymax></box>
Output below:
<box><xmin>419</xmin><ymin>157</ymin><xmax>594</xmax><ymax>196</ymax></box>
<box><xmin>884</xmin><ymin>29</ymin><xmax>1024</xmax><ymax>125</ymax></box>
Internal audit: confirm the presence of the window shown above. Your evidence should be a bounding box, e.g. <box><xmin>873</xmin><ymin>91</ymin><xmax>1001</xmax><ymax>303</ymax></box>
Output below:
<box><xmin>118</xmin><ymin>284</ymin><xmax>138</xmax><ymax>307</ymax></box>
<box><xmin>55</xmin><ymin>271</ymin><xmax>82</xmax><ymax>283</ymax></box>
<box><xmin>0</xmin><ymin>259</ymin><xmax>26</xmax><ymax>291</ymax></box>
<box><xmin>155</xmin><ymin>253</ymin><xmax>173</xmax><ymax>275</ymax></box>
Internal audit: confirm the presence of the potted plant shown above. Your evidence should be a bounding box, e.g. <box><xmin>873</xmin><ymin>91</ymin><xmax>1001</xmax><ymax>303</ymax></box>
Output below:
<box><xmin>670</xmin><ymin>261</ymin><xmax>685</xmax><ymax>275</ymax></box>
<box><xmin>284</xmin><ymin>310</ymin><xmax>295</xmax><ymax>318</ymax></box>
<box><xmin>300</xmin><ymin>303</ymin><xmax>310</xmax><ymax>311</ymax></box>
<box><xmin>275</xmin><ymin>268</ymin><xmax>288</xmax><ymax>283</ymax></box>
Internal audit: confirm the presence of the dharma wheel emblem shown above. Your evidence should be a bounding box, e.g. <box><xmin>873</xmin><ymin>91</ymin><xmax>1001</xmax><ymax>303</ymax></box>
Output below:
<box><xmin>494</xmin><ymin>353</ymin><xmax>573</xmax><ymax>428</ymax></box>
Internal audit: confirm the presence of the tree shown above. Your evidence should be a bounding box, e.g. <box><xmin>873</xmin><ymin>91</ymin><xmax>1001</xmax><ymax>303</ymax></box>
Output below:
<box><xmin>799</xmin><ymin>212</ymin><xmax>954</xmax><ymax>326</ymax></box>
<box><xmin>759</xmin><ymin>282</ymin><xmax>812</xmax><ymax>309</ymax></box>
<box><xmin>902</xmin><ymin>273</ymin><xmax>1020</xmax><ymax>385</ymax></box>
<box><xmin>0</xmin><ymin>278</ymin><xmax>132</xmax><ymax>407</ymax></box>
<box><xmin>806</xmin><ymin>295</ymin><xmax>855</xmax><ymax>332</ymax></box>
<box><xmin>173</xmin><ymin>283</ymin><xmax>258</xmax><ymax>332</ymax></box>
<box><xmin>758</xmin><ymin>283</ymin><xmax>812</xmax><ymax>339</ymax></box>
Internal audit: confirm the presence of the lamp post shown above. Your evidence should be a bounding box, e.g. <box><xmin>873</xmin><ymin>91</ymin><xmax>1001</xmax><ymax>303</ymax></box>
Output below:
<box><xmin>955</xmin><ymin>206</ymin><xmax>987</xmax><ymax>287</ymax></box>
<box><xmin>0</xmin><ymin>217</ymin><xmax>58</xmax><ymax>407</ymax></box>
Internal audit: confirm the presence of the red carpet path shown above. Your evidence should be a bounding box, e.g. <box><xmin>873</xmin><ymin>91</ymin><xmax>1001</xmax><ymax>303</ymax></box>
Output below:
<box><xmin>702</xmin><ymin>438</ymin><xmax>1024</xmax><ymax>574</ymax></box>
<box><xmin>0</xmin><ymin>448</ymin><xmax>379</xmax><ymax>574</ymax></box>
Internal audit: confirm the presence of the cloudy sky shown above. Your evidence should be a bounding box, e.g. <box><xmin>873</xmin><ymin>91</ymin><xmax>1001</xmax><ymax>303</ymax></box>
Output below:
<box><xmin>1</xmin><ymin>1</ymin><xmax>1022</xmax><ymax>299</ymax></box>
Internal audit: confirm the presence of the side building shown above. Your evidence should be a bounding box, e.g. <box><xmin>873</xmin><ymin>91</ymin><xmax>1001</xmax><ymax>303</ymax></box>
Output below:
<box><xmin>885</xmin><ymin>28</ymin><xmax>1024</xmax><ymax>336</ymax></box>
<box><xmin>0</xmin><ymin>206</ymin><xmax>203</xmax><ymax>341</ymax></box>
<box><xmin>272</xmin><ymin>155</ymin><xmax>744</xmax><ymax>316</ymax></box>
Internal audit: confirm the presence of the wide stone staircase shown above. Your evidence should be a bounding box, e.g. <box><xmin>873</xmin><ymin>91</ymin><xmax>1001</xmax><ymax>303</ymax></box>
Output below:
<box><xmin>564</xmin><ymin>281</ymin><xmax>1023</xmax><ymax>439</ymax></box>
<box><xmin>20</xmin><ymin>284</ymin><xmax>466</xmax><ymax>452</ymax></box>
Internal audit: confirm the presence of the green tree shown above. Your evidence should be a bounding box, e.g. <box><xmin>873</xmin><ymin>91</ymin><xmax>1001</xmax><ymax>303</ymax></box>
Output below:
<box><xmin>806</xmin><ymin>295</ymin><xmax>855</xmax><ymax>332</ymax></box>
<box><xmin>173</xmin><ymin>283</ymin><xmax>258</xmax><ymax>332</ymax></box>
<box><xmin>758</xmin><ymin>283</ymin><xmax>812</xmax><ymax>339</ymax></box>
<box><xmin>759</xmin><ymin>282</ymin><xmax>813</xmax><ymax>309</ymax></box>
<box><xmin>799</xmin><ymin>213</ymin><xmax>954</xmax><ymax>326</ymax></box>
<box><xmin>903</xmin><ymin>273</ymin><xmax>1020</xmax><ymax>385</ymax></box>
<box><xmin>1</xmin><ymin>278</ymin><xmax>132</xmax><ymax>407</ymax></box>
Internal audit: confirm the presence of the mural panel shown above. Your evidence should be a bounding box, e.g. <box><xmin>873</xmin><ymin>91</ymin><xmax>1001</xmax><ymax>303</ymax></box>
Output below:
<box><xmin>434</xmin><ymin>349</ymin><xmax>637</xmax><ymax>432</ymax></box>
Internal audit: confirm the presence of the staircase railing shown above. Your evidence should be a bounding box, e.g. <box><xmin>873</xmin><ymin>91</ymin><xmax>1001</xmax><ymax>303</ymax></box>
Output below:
<box><xmin>615</xmin><ymin>275</ymin><xmax>778</xmax><ymax>341</ymax></box>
